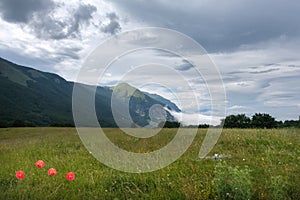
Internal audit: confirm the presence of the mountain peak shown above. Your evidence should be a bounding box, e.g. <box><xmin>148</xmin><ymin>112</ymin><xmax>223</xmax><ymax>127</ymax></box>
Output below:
<box><xmin>112</xmin><ymin>82</ymin><xmax>145</xmax><ymax>99</ymax></box>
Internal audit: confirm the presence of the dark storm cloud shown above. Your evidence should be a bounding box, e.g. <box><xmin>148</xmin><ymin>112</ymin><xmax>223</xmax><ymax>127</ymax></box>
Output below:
<box><xmin>0</xmin><ymin>0</ymin><xmax>122</xmax><ymax>39</ymax></box>
<box><xmin>72</xmin><ymin>4</ymin><xmax>97</xmax><ymax>33</ymax></box>
<box><xmin>249</xmin><ymin>68</ymin><xmax>280</xmax><ymax>74</ymax></box>
<box><xmin>175</xmin><ymin>60</ymin><xmax>194</xmax><ymax>71</ymax></box>
<box><xmin>0</xmin><ymin>0</ymin><xmax>97</xmax><ymax>40</ymax></box>
<box><xmin>101</xmin><ymin>12</ymin><xmax>121</xmax><ymax>35</ymax></box>
<box><xmin>0</xmin><ymin>0</ymin><xmax>54</xmax><ymax>23</ymax></box>
<box><xmin>31</xmin><ymin>4</ymin><xmax>97</xmax><ymax>40</ymax></box>
<box><xmin>109</xmin><ymin>0</ymin><xmax>300</xmax><ymax>52</ymax></box>
<box><xmin>107</xmin><ymin>12</ymin><xmax>118</xmax><ymax>21</ymax></box>
<box><xmin>31</xmin><ymin>16</ymin><xmax>71</xmax><ymax>40</ymax></box>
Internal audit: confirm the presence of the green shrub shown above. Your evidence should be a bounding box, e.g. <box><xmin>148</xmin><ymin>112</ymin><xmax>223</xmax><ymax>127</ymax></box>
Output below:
<box><xmin>213</xmin><ymin>162</ymin><xmax>251</xmax><ymax>200</ymax></box>
<box><xmin>268</xmin><ymin>175</ymin><xmax>287</xmax><ymax>200</ymax></box>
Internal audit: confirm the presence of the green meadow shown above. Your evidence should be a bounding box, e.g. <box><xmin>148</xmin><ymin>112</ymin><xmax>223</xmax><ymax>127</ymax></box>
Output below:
<box><xmin>0</xmin><ymin>128</ymin><xmax>299</xmax><ymax>199</ymax></box>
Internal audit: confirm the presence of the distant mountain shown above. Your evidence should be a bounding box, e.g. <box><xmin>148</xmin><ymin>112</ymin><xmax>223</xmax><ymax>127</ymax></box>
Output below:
<box><xmin>145</xmin><ymin>92</ymin><xmax>181</xmax><ymax>112</ymax></box>
<box><xmin>0</xmin><ymin>57</ymin><xmax>180</xmax><ymax>127</ymax></box>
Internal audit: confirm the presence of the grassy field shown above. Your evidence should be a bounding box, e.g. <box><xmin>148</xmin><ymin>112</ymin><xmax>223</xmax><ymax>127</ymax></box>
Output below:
<box><xmin>0</xmin><ymin>128</ymin><xmax>299</xmax><ymax>199</ymax></box>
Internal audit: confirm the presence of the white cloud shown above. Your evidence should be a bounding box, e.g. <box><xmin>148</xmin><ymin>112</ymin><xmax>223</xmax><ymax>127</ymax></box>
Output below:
<box><xmin>209</xmin><ymin>36</ymin><xmax>300</xmax><ymax>120</ymax></box>
<box><xmin>228</xmin><ymin>105</ymin><xmax>249</xmax><ymax>110</ymax></box>
<box><xmin>0</xmin><ymin>0</ymin><xmax>299</xmax><ymax>124</ymax></box>
<box><xmin>169</xmin><ymin>110</ymin><xmax>222</xmax><ymax>126</ymax></box>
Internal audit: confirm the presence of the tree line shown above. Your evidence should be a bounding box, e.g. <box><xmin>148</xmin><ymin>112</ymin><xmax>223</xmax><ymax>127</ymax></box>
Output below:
<box><xmin>163</xmin><ymin>113</ymin><xmax>300</xmax><ymax>129</ymax></box>
<box><xmin>0</xmin><ymin>119</ymin><xmax>75</xmax><ymax>128</ymax></box>
<box><xmin>1</xmin><ymin>113</ymin><xmax>299</xmax><ymax>128</ymax></box>
<box><xmin>221</xmin><ymin>113</ymin><xmax>300</xmax><ymax>129</ymax></box>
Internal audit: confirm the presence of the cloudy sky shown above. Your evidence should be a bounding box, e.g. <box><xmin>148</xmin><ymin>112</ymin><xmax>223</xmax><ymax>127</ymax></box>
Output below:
<box><xmin>0</xmin><ymin>0</ymin><xmax>299</xmax><ymax>124</ymax></box>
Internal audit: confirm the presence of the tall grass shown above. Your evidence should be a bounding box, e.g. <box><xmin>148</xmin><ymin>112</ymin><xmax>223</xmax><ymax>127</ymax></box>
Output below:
<box><xmin>0</xmin><ymin>128</ymin><xmax>299</xmax><ymax>199</ymax></box>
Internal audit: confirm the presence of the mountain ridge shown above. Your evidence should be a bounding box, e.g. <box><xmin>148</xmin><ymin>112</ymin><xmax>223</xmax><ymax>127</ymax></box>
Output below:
<box><xmin>0</xmin><ymin>57</ymin><xmax>180</xmax><ymax>127</ymax></box>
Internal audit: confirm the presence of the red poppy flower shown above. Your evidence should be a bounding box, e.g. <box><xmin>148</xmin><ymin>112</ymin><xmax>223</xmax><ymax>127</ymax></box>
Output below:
<box><xmin>48</xmin><ymin>168</ymin><xmax>57</xmax><ymax>176</ymax></box>
<box><xmin>35</xmin><ymin>160</ymin><xmax>45</xmax><ymax>168</ymax></box>
<box><xmin>16</xmin><ymin>170</ymin><xmax>25</xmax><ymax>179</ymax></box>
<box><xmin>66</xmin><ymin>172</ymin><xmax>75</xmax><ymax>181</ymax></box>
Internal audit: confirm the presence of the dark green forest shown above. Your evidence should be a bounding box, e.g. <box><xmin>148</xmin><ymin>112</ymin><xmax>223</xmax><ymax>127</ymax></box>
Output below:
<box><xmin>220</xmin><ymin>113</ymin><xmax>300</xmax><ymax>129</ymax></box>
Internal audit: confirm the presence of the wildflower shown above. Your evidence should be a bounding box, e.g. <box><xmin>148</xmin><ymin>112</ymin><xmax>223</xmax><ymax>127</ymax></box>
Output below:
<box><xmin>48</xmin><ymin>168</ymin><xmax>57</xmax><ymax>176</ymax></box>
<box><xmin>16</xmin><ymin>170</ymin><xmax>25</xmax><ymax>179</ymax></box>
<box><xmin>66</xmin><ymin>172</ymin><xmax>75</xmax><ymax>181</ymax></box>
<box><xmin>35</xmin><ymin>160</ymin><xmax>45</xmax><ymax>168</ymax></box>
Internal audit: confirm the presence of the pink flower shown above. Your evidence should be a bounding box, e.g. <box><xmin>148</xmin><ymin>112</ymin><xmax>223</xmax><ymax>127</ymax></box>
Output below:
<box><xmin>48</xmin><ymin>168</ymin><xmax>57</xmax><ymax>176</ymax></box>
<box><xmin>16</xmin><ymin>170</ymin><xmax>25</xmax><ymax>179</ymax></box>
<box><xmin>66</xmin><ymin>172</ymin><xmax>75</xmax><ymax>181</ymax></box>
<box><xmin>35</xmin><ymin>160</ymin><xmax>45</xmax><ymax>168</ymax></box>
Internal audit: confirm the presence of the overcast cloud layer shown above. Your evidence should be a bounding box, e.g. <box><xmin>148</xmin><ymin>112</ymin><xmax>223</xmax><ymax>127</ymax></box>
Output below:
<box><xmin>109</xmin><ymin>0</ymin><xmax>300</xmax><ymax>52</ymax></box>
<box><xmin>0</xmin><ymin>0</ymin><xmax>299</xmax><ymax>124</ymax></box>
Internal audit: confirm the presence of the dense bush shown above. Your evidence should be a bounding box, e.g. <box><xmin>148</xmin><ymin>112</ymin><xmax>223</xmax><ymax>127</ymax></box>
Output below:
<box><xmin>158</xmin><ymin>121</ymin><xmax>181</xmax><ymax>128</ymax></box>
